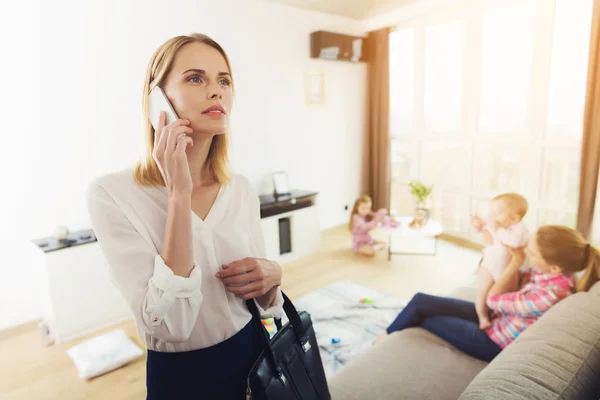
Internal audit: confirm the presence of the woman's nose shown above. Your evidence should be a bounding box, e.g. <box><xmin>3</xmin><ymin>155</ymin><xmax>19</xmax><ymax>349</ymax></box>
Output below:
<box><xmin>207</xmin><ymin>82</ymin><xmax>224</xmax><ymax>99</ymax></box>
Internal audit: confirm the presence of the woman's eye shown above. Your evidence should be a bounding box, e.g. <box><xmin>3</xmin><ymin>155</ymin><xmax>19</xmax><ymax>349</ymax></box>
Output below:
<box><xmin>219</xmin><ymin>79</ymin><xmax>231</xmax><ymax>86</ymax></box>
<box><xmin>188</xmin><ymin>75</ymin><xmax>202</xmax><ymax>83</ymax></box>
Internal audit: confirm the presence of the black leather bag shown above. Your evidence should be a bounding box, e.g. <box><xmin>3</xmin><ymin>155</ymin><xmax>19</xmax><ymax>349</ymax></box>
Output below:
<box><xmin>244</xmin><ymin>292</ymin><xmax>330</xmax><ymax>400</ymax></box>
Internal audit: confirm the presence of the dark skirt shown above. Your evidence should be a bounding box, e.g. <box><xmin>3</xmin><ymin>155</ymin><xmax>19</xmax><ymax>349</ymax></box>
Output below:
<box><xmin>146</xmin><ymin>320</ymin><xmax>263</xmax><ymax>400</ymax></box>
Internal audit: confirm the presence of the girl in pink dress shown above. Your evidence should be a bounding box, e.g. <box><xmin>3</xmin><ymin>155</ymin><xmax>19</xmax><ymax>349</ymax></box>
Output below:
<box><xmin>349</xmin><ymin>195</ymin><xmax>387</xmax><ymax>256</ymax></box>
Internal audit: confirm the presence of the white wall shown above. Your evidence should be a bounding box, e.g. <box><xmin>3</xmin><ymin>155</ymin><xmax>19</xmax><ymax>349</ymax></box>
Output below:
<box><xmin>0</xmin><ymin>0</ymin><xmax>367</xmax><ymax>330</ymax></box>
<box><xmin>24</xmin><ymin>0</ymin><xmax>366</xmax><ymax>240</ymax></box>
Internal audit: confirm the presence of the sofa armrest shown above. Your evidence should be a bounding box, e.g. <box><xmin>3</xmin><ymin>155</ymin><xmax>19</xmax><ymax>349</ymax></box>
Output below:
<box><xmin>460</xmin><ymin>291</ymin><xmax>600</xmax><ymax>399</ymax></box>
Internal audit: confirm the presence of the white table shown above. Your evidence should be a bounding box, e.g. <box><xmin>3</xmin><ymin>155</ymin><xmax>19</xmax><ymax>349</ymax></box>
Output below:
<box><xmin>378</xmin><ymin>217</ymin><xmax>444</xmax><ymax>260</ymax></box>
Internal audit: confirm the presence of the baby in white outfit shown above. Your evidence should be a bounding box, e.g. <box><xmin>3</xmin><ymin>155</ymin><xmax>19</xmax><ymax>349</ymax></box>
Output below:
<box><xmin>471</xmin><ymin>193</ymin><xmax>530</xmax><ymax>329</ymax></box>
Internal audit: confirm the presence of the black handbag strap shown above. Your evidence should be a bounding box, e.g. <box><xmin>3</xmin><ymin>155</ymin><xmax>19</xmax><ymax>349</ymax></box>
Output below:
<box><xmin>246</xmin><ymin>291</ymin><xmax>304</xmax><ymax>334</ymax></box>
<box><xmin>246</xmin><ymin>291</ymin><xmax>307</xmax><ymax>370</ymax></box>
<box><xmin>274</xmin><ymin>318</ymin><xmax>283</xmax><ymax>330</ymax></box>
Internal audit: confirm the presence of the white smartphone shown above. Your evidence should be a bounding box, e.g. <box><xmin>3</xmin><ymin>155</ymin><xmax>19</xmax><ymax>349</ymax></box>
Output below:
<box><xmin>148</xmin><ymin>86</ymin><xmax>179</xmax><ymax>130</ymax></box>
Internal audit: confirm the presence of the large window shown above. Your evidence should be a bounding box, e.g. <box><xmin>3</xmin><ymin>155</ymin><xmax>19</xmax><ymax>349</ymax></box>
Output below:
<box><xmin>478</xmin><ymin>0</ymin><xmax>536</xmax><ymax>134</ymax></box>
<box><xmin>389</xmin><ymin>0</ymin><xmax>593</xmax><ymax>240</ymax></box>
<box><xmin>389</xmin><ymin>28</ymin><xmax>415</xmax><ymax>136</ymax></box>
<box><xmin>424</xmin><ymin>19</ymin><xmax>465</xmax><ymax>134</ymax></box>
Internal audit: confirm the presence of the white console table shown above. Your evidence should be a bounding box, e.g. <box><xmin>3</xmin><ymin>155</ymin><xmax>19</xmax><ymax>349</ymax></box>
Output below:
<box><xmin>259</xmin><ymin>191</ymin><xmax>321</xmax><ymax>265</ymax></box>
<box><xmin>34</xmin><ymin>232</ymin><xmax>132</xmax><ymax>344</ymax></box>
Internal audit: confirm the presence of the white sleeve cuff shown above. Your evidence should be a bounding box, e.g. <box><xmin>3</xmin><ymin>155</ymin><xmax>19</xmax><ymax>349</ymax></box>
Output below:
<box><xmin>254</xmin><ymin>288</ymin><xmax>285</xmax><ymax>319</ymax></box>
<box><xmin>149</xmin><ymin>255</ymin><xmax>202</xmax><ymax>298</ymax></box>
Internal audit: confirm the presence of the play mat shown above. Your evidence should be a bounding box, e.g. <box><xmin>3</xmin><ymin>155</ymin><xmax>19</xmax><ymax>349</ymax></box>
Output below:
<box><xmin>282</xmin><ymin>280</ymin><xmax>407</xmax><ymax>376</ymax></box>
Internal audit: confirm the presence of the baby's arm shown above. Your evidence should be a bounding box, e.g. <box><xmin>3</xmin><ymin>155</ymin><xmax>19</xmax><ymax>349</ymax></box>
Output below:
<box><xmin>471</xmin><ymin>216</ymin><xmax>494</xmax><ymax>246</ymax></box>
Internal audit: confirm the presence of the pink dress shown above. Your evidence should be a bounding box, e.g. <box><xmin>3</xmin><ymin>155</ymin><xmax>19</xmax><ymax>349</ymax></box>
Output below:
<box><xmin>351</xmin><ymin>212</ymin><xmax>383</xmax><ymax>252</ymax></box>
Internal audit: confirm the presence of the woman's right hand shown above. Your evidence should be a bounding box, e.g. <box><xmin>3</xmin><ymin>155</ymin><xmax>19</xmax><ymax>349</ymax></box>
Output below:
<box><xmin>152</xmin><ymin>111</ymin><xmax>194</xmax><ymax>195</ymax></box>
<box><xmin>505</xmin><ymin>245</ymin><xmax>526</xmax><ymax>269</ymax></box>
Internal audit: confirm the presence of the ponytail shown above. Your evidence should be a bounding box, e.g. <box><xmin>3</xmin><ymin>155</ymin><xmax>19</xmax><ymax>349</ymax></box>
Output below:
<box><xmin>536</xmin><ymin>225</ymin><xmax>600</xmax><ymax>292</ymax></box>
<box><xmin>576</xmin><ymin>244</ymin><xmax>600</xmax><ymax>292</ymax></box>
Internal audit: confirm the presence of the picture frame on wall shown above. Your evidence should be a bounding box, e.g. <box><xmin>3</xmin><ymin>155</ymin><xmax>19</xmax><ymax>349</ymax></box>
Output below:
<box><xmin>306</xmin><ymin>70</ymin><xmax>325</xmax><ymax>105</ymax></box>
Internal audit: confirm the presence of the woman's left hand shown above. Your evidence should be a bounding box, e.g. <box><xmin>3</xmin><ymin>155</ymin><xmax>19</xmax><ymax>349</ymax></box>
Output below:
<box><xmin>216</xmin><ymin>258</ymin><xmax>282</xmax><ymax>300</ymax></box>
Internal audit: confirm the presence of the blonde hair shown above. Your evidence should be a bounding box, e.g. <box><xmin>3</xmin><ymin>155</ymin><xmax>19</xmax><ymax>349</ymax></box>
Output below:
<box><xmin>349</xmin><ymin>195</ymin><xmax>372</xmax><ymax>231</ymax></box>
<box><xmin>536</xmin><ymin>225</ymin><xmax>600</xmax><ymax>292</ymax></box>
<box><xmin>134</xmin><ymin>33</ymin><xmax>232</xmax><ymax>187</ymax></box>
<box><xmin>493</xmin><ymin>192</ymin><xmax>528</xmax><ymax>218</ymax></box>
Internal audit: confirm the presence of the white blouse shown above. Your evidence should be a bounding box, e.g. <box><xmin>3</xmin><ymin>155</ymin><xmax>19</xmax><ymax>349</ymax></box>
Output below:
<box><xmin>86</xmin><ymin>169</ymin><xmax>284</xmax><ymax>352</ymax></box>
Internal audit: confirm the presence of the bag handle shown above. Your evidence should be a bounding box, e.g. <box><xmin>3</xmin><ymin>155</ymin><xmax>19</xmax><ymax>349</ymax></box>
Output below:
<box><xmin>247</xmin><ymin>291</ymin><xmax>305</xmax><ymax>335</ymax></box>
<box><xmin>246</xmin><ymin>290</ymin><xmax>308</xmax><ymax>371</ymax></box>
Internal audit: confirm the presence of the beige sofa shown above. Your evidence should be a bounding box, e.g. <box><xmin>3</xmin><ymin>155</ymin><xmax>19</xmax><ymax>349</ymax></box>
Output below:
<box><xmin>329</xmin><ymin>282</ymin><xmax>600</xmax><ymax>399</ymax></box>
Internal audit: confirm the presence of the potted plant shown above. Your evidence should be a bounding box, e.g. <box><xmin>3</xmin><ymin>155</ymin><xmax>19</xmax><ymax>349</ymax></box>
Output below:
<box><xmin>408</xmin><ymin>180</ymin><xmax>433</xmax><ymax>227</ymax></box>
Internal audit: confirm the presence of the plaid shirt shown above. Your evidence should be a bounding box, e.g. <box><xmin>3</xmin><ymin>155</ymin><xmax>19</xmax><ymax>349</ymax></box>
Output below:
<box><xmin>485</xmin><ymin>269</ymin><xmax>574</xmax><ymax>348</ymax></box>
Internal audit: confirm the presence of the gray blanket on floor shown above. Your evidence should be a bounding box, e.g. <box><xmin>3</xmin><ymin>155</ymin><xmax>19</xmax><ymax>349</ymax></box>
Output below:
<box><xmin>291</xmin><ymin>280</ymin><xmax>406</xmax><ymax>376</ymax></box>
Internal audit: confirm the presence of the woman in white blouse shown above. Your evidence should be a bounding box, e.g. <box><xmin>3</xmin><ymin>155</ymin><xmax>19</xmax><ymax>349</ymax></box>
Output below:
<box><xmin>86</xmin><ymin>33</ymin><xmax>284</xmax><ymax>399</ymax></box>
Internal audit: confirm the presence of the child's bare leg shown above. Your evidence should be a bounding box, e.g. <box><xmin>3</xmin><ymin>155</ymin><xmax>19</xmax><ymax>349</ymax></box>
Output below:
<box><xmin>476</xmin><ymin>291</ymin><xmax>491</xmax><ymax>330</ymax></box>
<box><xmin>357</xmin><ymin>245</ymin><xmax>376</xmax><ymax>257</ymax></box>
<box><xmin>476</xmin><ymin>266</ymin><xmax>494</xmax><ymax>330</ymax></box>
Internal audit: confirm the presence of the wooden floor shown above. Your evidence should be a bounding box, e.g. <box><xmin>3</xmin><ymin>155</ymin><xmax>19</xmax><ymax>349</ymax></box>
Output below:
<box><xmin>0</xmin><ymin>226</ymin><xmax>480</xmax><ymax>400</ymax></box>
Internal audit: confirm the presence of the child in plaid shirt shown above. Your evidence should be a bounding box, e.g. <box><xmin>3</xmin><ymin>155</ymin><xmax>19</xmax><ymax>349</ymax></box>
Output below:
<box><xmin>375</xmin><ymin>225</ymin><xmax>600</xmax><ymax>362</ymax></box>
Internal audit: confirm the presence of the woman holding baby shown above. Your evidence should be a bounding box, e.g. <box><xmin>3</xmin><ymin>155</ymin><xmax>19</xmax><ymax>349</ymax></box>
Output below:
<box><xmin>375</xmin><ymin>211</ymin><xmax>600</xmax><ymax>362</ymax></box>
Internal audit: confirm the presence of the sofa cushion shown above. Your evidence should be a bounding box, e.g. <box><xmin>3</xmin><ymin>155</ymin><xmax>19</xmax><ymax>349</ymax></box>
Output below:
<box><xmin>589</xmin><ymin>280</ymin><xmax>600</xmax><ymax>296</ymax></box>
<box><xmin>460</xmin><ymin>291</ymin><xmax>600</xmax><ymax>400</ymax></box>
<box><xmin>329</xmin><ymin>327</ymin><xmax>487</xmax><ymax>400</ymax></box>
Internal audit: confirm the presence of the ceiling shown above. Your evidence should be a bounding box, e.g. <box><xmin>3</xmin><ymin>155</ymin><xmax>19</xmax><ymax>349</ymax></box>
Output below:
<box><xmin>267</xmin><ymin>0</ymin><xmax>417</xmax><ymax>20</ymax></box>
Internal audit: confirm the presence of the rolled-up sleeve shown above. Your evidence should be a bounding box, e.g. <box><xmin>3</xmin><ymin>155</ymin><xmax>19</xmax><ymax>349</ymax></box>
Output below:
<box><xmin>254</xmin><ymin>289</ymin><xmax>285</xmax><ymax>319</ymax></box>
<box><xmin>87</xmin><ymin>183</ymin><xmax>203</xmax><ymax>343</ymax></box>
<box><xmin>248</xmin><ymin>186</ymin><xmax>285</xmax><ymax>319</ymax></box>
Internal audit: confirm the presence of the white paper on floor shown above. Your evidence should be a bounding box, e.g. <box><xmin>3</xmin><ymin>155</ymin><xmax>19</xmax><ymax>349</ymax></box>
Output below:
<box><xmin>292</xmin><ymin>280</ymin><xmax>406</xmax><ymax>376</ymax></box>
<box><xmin>67</xmin><ymin>329</ymin><xmax>144</xmax><ymax>379</ymax></box>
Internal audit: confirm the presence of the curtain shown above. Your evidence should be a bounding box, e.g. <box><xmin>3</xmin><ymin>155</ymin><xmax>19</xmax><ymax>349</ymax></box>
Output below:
<box><xmin>365</xmin><ymin>27</ymin><xmax>391</xmax><ymax>211</ymax></box>
<box><xmin>577</xmin><ymin>0</ymin><xmax>600</xmax><ymax>239</ymax></box>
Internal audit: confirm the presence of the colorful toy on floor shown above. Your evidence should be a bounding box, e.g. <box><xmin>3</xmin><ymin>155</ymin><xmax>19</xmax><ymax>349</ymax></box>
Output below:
<box><xmin>331</xmin><ymin>337</ymin><xmax>341</xmax><ymax>345</ymax></box>
<box><xmin>359</xmin><ymin>297</ymin><xmax>374</xmax><ymax>304</ymax></box>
